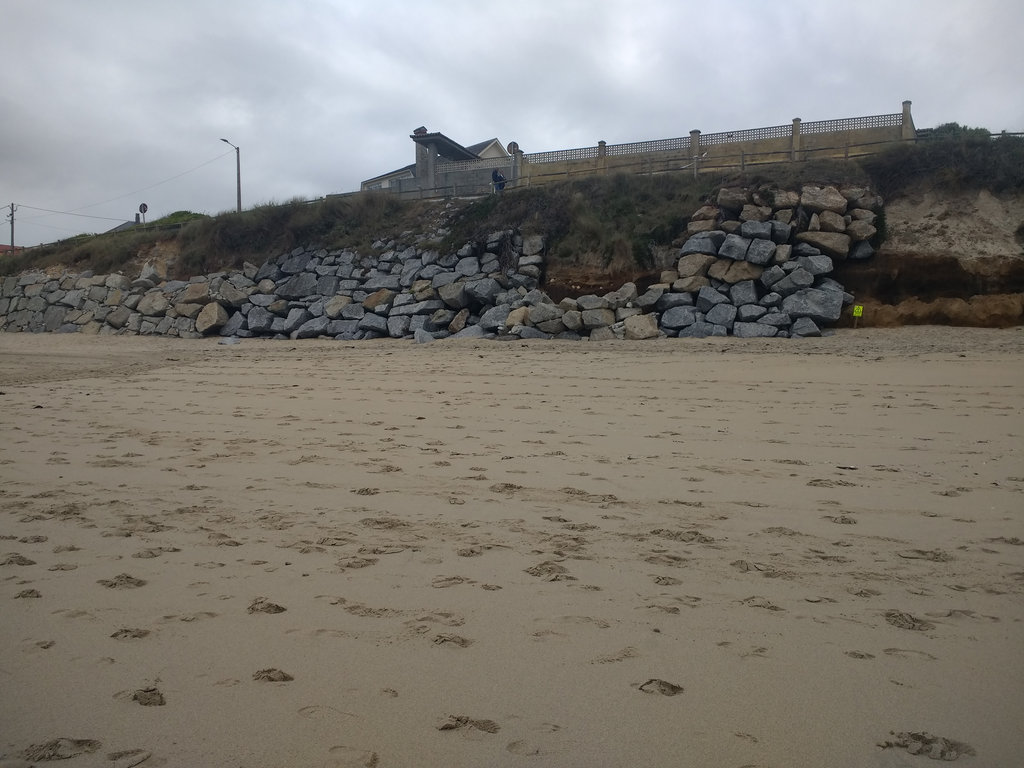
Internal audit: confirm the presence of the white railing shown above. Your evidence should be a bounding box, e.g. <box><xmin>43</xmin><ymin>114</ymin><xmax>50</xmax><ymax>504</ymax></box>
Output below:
<box><xmin>436</xmin><ymin>156</ymin><xmax>512</xmax><ymax>173</ymax></box>
<box><xmin>605</xmin><ymin>135</ymin><xmax>691</xmax><ymax>155</ymax></box>
<box><xmin>702</xmin><ymin>123</ymin><xmax>792</xmax><ymax>145</ymax></box>
<box><xmin>523</xmin><ymin>146</ymin><xmax>600</xmax><ymax>163</ymax></box>
<box><xmin>802</xmin><ymin>113</ymin><xmax>901</xmax><ymax>134</ymax></box>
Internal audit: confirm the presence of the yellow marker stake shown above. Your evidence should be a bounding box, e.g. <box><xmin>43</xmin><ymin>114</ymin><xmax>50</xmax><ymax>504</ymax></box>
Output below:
<box><xmin>852</xmin><ymin>304</ymin><xmax>863</xmax><ymax>328</ymax></box>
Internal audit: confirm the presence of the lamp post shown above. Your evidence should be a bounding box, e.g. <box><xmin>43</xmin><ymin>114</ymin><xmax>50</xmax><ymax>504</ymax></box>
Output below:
<box><xmin>220</xmin><ymin>138</ymin><xmax>241</xmax><ymax>213</ymax></box>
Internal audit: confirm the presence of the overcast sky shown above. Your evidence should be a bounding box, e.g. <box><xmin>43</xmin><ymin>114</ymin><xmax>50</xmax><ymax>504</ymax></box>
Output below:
<box><xmin>3</xmin><ymin>0</ymin><xmax>1021</xmax><ymax>247</ymax></box>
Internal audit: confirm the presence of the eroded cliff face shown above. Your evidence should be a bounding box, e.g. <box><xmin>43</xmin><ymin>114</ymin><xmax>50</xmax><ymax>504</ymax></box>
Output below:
<box><xmin>543</xmin><ymin>185</ymin><xmax>1024</xmax><ymax>326</ymax></box>
<box><xmin>835</xmin><ymin>188</ymin><xmax>1024</xmax><ymax>326</ymax></box>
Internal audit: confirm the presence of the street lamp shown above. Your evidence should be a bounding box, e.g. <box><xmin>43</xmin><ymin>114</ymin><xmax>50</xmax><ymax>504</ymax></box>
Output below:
<box><xmin>220</xmin><ymin>138</ymin><xmax>241</xmax><ymax>213</ymax></box>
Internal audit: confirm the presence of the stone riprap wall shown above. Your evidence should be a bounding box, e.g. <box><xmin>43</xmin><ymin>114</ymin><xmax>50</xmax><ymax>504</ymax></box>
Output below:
<box><xmin>0</xmin><ymin>184</ymin><xmax>881</xmax><ymax>341</ymax></box>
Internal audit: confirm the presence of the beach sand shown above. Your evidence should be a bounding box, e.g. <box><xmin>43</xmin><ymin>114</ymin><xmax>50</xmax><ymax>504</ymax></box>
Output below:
<box><xmin>1</xmin><ymin>328</ymin><xmax>1022</xmax><ymax>768</ymax></box>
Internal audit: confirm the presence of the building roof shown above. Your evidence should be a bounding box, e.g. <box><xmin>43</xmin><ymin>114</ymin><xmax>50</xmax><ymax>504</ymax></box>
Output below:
<box><xmin>409</xmin><ymin>131</ymin><xmax>479</xmax><ymax>161</ymax></box>
<box><xmin>361</xmin><ymin>163</ymin><xmax>416</xmax><ymax>186</ymax></box>
<box><xmin>465</xmin><ymin>138</ymin><xmax>507</xmax><ymax>157</ymax></box>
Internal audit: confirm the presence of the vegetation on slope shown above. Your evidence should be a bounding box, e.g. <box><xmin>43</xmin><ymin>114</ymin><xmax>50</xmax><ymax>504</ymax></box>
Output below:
<box><xmin>3</xmin><ymin>125</ymin><xmax>1020</xmax><ymax>281</ymax></box>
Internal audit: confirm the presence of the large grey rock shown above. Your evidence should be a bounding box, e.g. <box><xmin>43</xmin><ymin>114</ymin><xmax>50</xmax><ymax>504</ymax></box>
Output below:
<box><xmin>846</xmin><ymin>220</ymin><xmax>877</xmax><ymax>242</ymax></box>
<box><xmin>655</xmin><ymin>293</ymin><xmax>695</xmax><ymax>311</ymax></box>
<box><xmin>672</xmin><ymin>275</ymin><xmax>710</xmax><ymax>293</ymax></box>
<box><xmin>389</xmin><ymin>299</ymin><xmax>444</xmax><ymax>317</ymax></box>
<box><xmin>818</xmin><ymin>210</ymin><xmax>846</xmax><ymax>233</ymax></box>
<box><xmin>194</xmin><ymin>303</ymin><xmax>229</xmax><ymax>335</ymax></box>
<box><xmin>795</xmin><ymin>232</ymin><xmax>850</xmax><ymax>260</ymax></box>
<box><xmin>136</xmin><ymin>292</ymin><xmax>169</xmax><ymax>317</ymax></box>
<box><xmin>745</xmin><ymin>239</ymin><xmax>776</xmax><ymax>265</ymax></box>
<box><xmin>528</xmin><ymin>303</ymin><xmax>563</xmax><ymax>325</ymax></box>
<box><xmin>800</xmin><ymin>185</ymin><xmax>848</xmax><ymax>214</ymax></box>
<box><xmin>450</xmin><ymin>324</ymin><xmax>487</xmax><ymax>339</ymax></box>
<box><xmin>770</xmin><ymin>220</ymin><xmax>793</xmax><ymax>244</ymax></box>
<box><xmin>316</xmin><ymin>275</ymin><xmax>340</xmax><ymax>296</ymax></box>
<box><xmin>522</xmin><ymin>234</ymin><xmax>545</xmax><ymax>256</ymax></box>
<box><xmin>796</xmin><ymin>254</ymin><xmax>834</xmax><ymax>276</ymax></box>
<box><xmin>729</xmin><ymin>280</ymin><xmax>759</xmax><ymax>306</ymax></box>
<box><xmin>772</xmin><ymin>268</ymin><xmax>816</xmax><ymax>296</ymax></box>
<box><xmin>42</xmin><ymin>305</ymin><xmax>68</xmax><ymax>331</ymax></box>
<box><xmin>790</xmin><ymin>316</ymin><xmax>822</xmax><ymax>337</ymax></box>
<box><xmin>581</xmin><ymin>307</ymin><xmax>616</xmax><ymax>329</ymax></box>
<box><xmin>455</xmin><ymin>256</ymin><xmax>480</xmax><ymax>277</ymax></box>
<box><xmin>679</xmin><ymin>321</ymin><xmax>727</xmax><ymax>338</ymax></box>
<box><xmin>740</xmin><ymin>220</ymin><xmax>773</xmax><ymax>240</ymax></box>
<box><xmin>177</xmin><ymin>283</ymin><xmax>212</xmax><ymax>304</ymax></box>
<box><xmin>781</xmin><ymin>288</ymin><xmax>844</xmax><ymax>324</ymax></box>
<box><xmin>218</xmin><ymin>282</ymin><xmax>251</xmax><ymax>308</ymax></box>
<box><xmin>660</xmin><ymin>305</ymin><xmax>698</xmax><ymax>330</ymax></box>
<box><xmin>281</xmin><ymin>307</ymin><xmax>312</xmax><ymax>333</ymax></box>
<box><xmin>363</xmin><ymin>274</ymin><xmax>402</xmax><ymax>291</ymax></box>
<box><xmin>695</xmin><ymin>286</ymin><xmax>729</xmax><ymax>312</ymax></box>
<box><xmin>277</xmin><ymin>272</ymin><xmax>318</xmax><ymax>299</ymax></box>
<box><xmin>576</xmin><ymin>294</ymin><xmax>610</xmax><ymax>311</ymax></box>
<box><xmin>623</xmin><ymin>313</ymin><xmax>660</xmax><ymax>340</ymax></box>
<box><xmin>718</xmin><ymin>234</ymin><xmax>751</xmax><ymax>261</ymax></box>
<box><xmin>438</xmin><ymin>282</ymin><xmax>469</xmax><ymax>309</ymax></box>
<box><xmin>717</xmin><ymin>188</ymin><xmax>749</xmax><ymax>210</ymax></box>
<box><xmin>464</xmin><ymin>278</ymin><xmax>502</xmax><ymax>307</ymax></box>
<box><xmin>219</xmin><ymin>311</ymin><xmax>245</xmax><ymax>336</ymax></box>
<box><xmin>604</xmin><ymin>282</ymin><xmax>638</xmax><ymax>309</ymax></box>
<box><xmin>293</xmin><ymin>315</ymin><xmax>331</xmax><ymax>339</ymax></box>
<box><xmin>679</xmin><ymin>231</ymin><xmax>726</xmax><ymax>256</ymax></box>
<box><xmin>246</xmin><ymin>306</ymin><xmax>274</xmax><ymax>333</ymax></box>
<box><xmin>736</xmin><ymin>303</ymin><xmax>768</xmax><ymax>322</ymax></box>
<box><xmin>358</xmin><ymin>312</ymin><xmax>389</xmax><ymax>334</ymax></box>
<box><xmin>387</xmin><ymin>315</ymin><xmax>411</xmax><ymax>338</ymax></box>
<box><xmin>561</xmin><ymin>310</ymin><xmax>583</xmax><ymax>331</ymax></box>
<box><xmin>704</xmin><ymin>303</ymin><xmax>737</xmax><ymax>329</ymax></box>
<box><xmin>848</xmin><ymin>241</ymin><xmax>875</xmax><ymax>261</ymax></box>
<box><xmin>758</xmin><ymin>312</ymin><xmax>792</xmax><ymax>328</ymax></box>
<box><xmin>677</xmin><ymin>252</ymin><xmax>718</xmax><ymax>278</ymax></box>
<box><xmin>733</xmin><ymin>322</ymin><xmax>778</xmax><ymax>338</ymax></box>
<box><xmin>478</xmin><ymin>305</ymin><xmax>511</xmax><ymax>332</ymax></box>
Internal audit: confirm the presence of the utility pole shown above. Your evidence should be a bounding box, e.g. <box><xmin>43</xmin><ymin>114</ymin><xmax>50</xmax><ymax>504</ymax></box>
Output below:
<box><xmin>6</xmin><ymin>203</ymin><xmax>14</xmax><ymax>249</ymax></box>
<box><xmin>220</xmin><ymin>139</ymin><xmax>242</xmax><ymax>213</ymax></box>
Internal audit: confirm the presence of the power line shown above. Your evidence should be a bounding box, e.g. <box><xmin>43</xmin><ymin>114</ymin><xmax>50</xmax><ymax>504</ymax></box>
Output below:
<box><xmin>16</xmin><ymin>205</ymin><xmax>128</xmax><ymax>223</ymax></box>
<box><xmin>17</xmin><ymin>149</ymin><xmax>236</xmax><ymax>222</ymax></box>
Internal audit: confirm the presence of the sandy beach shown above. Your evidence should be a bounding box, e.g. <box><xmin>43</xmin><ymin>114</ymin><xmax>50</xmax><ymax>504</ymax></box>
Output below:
<box><xmin>1</xmin><ymin>327</ymin><xmax>1022</xmax><ymax>768</ymax></box>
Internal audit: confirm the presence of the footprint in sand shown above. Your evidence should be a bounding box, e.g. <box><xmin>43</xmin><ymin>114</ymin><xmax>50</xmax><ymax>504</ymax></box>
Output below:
<box><xmin>247</xmin><ymin>597</ymin><xmax>286</xmax><ymax>614</ymax></box>
<box><xmin>884</xmin><ymin>611</ymin><xmax>935</xmax><ymax>631</ymax></box>
<box><xmin>111</xmin><ymin>628</ymin><xmax>151</xmax><ymax>640</ymax></box>
<box><xmin>326</xmin><ymin>745</ymin><xmax>380</xmax><ymax>767</ymax></box>
<box><xmin>431</xmin><ymin>575</ymin><xmax>473</xmax><ymax>588</ymax></box>
<box><xmin>107</xmin><ymin>748</ymin><xmax>153</xmax><ymax>768</ymax></box>
<box><xmin>1</xmin><ymin>553</ymin><xmax>37</xmax><ymax>566</ymax></box>
<box><xmin>15</xmin><ymin>589</ymin><xmax>42</xmax><ymax>598</ymax></box>
<box><xmin>638</xmin><ymin>679</ymin><xmax>684</xmax><ymax>696</ymax></box>
<box><xmin>883</xmin><ymin>648</ymin><xmax>938</xmax><ymax>661</ymax></box>
<box><xmin>740</xmin><ymin>596</ymin><xmax>784</xmax><ymax>611</ymax></box>
<box><xmin>98</xmin><ymin>573</ymin><xmax>147</xmax><ymax>589</ymax></box>
<box><xmin>21</xmin><ymin>738</ymin><xmax>102</xmax><ymax>761</ymax></box>
<box><xmin>525</xmin><ymin>561</ymin><xmax>575</xmax><ymax>581</ymax></box>
<box><xmin>437</xmin><ymin>715</ymin><xmax>500</xmax><ymax>733</ymax></box>
<box><xmin>432</xmin><ymin>633</ymin><xmax>474</xmax><ymax>648</ymax></box>
<box><xmin>253</xmin><ymin>668</ymin><xmax>294</xmax><ymax>682</ymax></box>
<box><xmin>298</xmin><ymin>704</ymin><xmax>357</xmax><ymax>722</ymax></box>
<box><xmin>131</xmin><ymin>687</ymin><xmax>165</xmax><ymax>706</ymax></box>
<box><xmin>878</xmin><ymin>731</ymin><xmax>975</xmax><ymax>760</ymax></box>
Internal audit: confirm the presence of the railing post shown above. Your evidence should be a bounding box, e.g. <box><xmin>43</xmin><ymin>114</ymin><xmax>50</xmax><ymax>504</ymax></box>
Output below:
<box><xmin>791</xmin><ymin>118</ymin><xmax>801</xmax><ymax>162</ymax></box>
<box><xmin>901</xmin><ymin>100</ymin><xmax>916</xmax><ymax>140</ymax></box>
<box><xmin>689</xmin><ymin>130</ymin><xmax>700</xmax><ymax>178</ymax></box>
